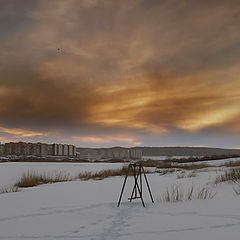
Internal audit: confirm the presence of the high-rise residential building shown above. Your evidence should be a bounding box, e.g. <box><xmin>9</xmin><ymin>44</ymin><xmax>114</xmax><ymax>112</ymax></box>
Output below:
<box><xmin>58</xmin><ymin>144</ymin><xmax>63</xmax><ymax>155</ymax></box>
<box><xmin>2</xmin><ymin>142</ymin><xmax>77</xmax><ymax>157</ymax></box>
<box><xmin>0</xmin><ymin>143</ymin><xmax>4</xmax><ymax>155</ymax></box>
<box><xmin>53</xmin><ymin>144</ymin><xmax>58</xmax><ymax>155</ymax></box>
<box><xmin>31</xmin><ymin>143</ymin><xmax>41</xmax><ymax>156</ymax></box>
<box><xmin>130</xmin><ymin>149</ymin><xmax>142</xmax><ymax>159</ymax></box>
<box><xmin>40</xmin><ymin>143</ymin><xmax>49</xmax><ymax>155</ymax></box>
<box><xmin>52</xmin><ymin>143</ymin><xmax>76</xmax><ymax>156</ymax></box>
<box><xmin>68</xmin><ymin>145</ymin><xmax>73</xmax><ymax>156</ymax></box>
<box><xmin>63</xmin><ymin>144</ymin><xmax>68</xmax><ymax>156</ymax></box>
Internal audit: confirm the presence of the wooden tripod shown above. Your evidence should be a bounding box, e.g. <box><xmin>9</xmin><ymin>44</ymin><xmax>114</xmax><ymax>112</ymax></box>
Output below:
<box><xmin>117</xmin><ymin>162</ymin><xmax>154</xmax><ymax>207</ymax></box>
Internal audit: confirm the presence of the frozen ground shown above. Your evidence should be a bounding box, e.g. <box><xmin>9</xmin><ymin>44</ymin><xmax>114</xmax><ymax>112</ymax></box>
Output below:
<box><xmin>0</xmin><ymin>162</ymin><xmax>240</xmax><ymax>240</ymax></box>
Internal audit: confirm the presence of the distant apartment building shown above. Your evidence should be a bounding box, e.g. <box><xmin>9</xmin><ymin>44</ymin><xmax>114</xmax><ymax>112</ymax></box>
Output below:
<box><xmin>52</xmin><ymin>144</ymin><xmax>76</xmax><ymax>157</ymax></box>
<box><xmin>3</xmin><ymin>142</ymin><xmax>76</xmax><ymax>157</ymax></box>
<box><xmin>0</xmin><ymin>143</ymin><xmax>4</xmax><ymax>155</ymax></box>
<box><xmin>31</xmin><ymin>143</ymin><xmax>41</xmax><ymax>156</ymax></box>
<box><xmin>100</xmin><ymin>148</ymin><xmax>142</xmax><ymax>160</ymax></box>
<box><xmin>78</xmin><ymin>149</ymin><xmax>102</xmax><ymax>161</ymax></box>
<box><xmin>129</xmin><ymin>149</ymin><xmax>142</xmax><ymax>159</ymax></box>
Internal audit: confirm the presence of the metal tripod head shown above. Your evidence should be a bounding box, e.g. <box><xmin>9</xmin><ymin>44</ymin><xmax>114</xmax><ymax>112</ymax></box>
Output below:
<box><xmin>129</xmin><ymin>159</ymin><xmax>136</xmax><ymax>164</ymax></box>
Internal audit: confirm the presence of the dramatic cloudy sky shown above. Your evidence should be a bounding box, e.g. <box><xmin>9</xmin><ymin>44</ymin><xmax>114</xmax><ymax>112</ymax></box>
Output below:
<box><xmin>0</xmin><ymin>0</ymin><xmax>240</xmax><ymax>148</ymax></box>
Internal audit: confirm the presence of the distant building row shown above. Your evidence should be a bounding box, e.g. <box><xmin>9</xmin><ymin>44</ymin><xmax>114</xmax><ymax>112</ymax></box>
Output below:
<box><xmin>0</xmin><ymin>142</ymin><xmax>76</xmax><ymax>157</ymax></box>
<box><xmin>78</xmin><ymin>147</ymin><xmax>142</xmax><ymax>161</ymax></box>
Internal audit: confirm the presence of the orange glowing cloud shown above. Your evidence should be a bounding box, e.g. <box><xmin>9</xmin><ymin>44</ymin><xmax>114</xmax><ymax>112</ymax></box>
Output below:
<box><xmin>84</xmin><ymin>66</ymin><xmax>240</xmax><ymax>135</ymax></box>
<box><xmin>0</xmin><ymin>126</ymin><xmax>46</xmax><ymax>137</ymax></box>
<box><xmin>73</xmin><ymin>135</ymin><xmax>142</xmax><ymax>146</ymax></box>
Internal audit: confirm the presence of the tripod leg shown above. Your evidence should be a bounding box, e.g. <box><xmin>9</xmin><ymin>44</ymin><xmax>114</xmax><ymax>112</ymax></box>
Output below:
<box><xmin>134</xmin><ymin>165</ymin><xmax>137</xmax><ymax>199</ymax></box>
<box><xmin>140</xmin><ymin>166</ymin><xmax>142</xmax><ymax>194</ymax></box>
<box><xmin>138</xmin><ymin>166</ymin><xmax>145</xmax><ymax>207</ymax></box>
<box><xmin>117</xmin><ymin>164</ymin><xmax>131</xmax><ymax>207</ymax></box>
<box><xmin>129</xmin><ymin>171</ymin><xmax>140</xmax><ymax>202</ymax></box>
<box><xmin>135</xmin><ymin>178</ymin><xmax>145</xmax><ymax>207</ymax></box>
<box><xmin>142</xmin><ymin>166</ymin><xmax>154</xmax><ymax>203</ymax></box>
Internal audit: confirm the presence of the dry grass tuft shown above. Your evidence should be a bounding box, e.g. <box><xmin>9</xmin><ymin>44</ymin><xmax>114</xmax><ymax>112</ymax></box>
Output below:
<box><xmin>78</xmin><ymin>166</ymin><xmax>128</xmax><ymax>181</ymax></box>
<box><xmin>14</xmin><ymin>171</ymin><xmax>72</xmax><ymax>188</ymax></box>
<box><xmin>159</xmin><ymin>185</ymin><xmax>215</xmax><ymax>203</ymax></box>
<box><xmin>214</xmin><ymin>168</ymin><xmax>240</xmax><ymax>184</ymax></box>
<box><xmin>233</xmin><ymin>183</ymin><xmax>240</xmax><ymax>195</ymax></box>
<box><xmin>214</xmin><ymin>167</ymin><xmax>240</xmax><ymax>194</ymax></box>
<box><xmin>177</xmin><ymin>172</ymin><xmax>197</xmax><ymax>179</ymax></box>
<box><xmin>0</xmin><ymin>185</ymin><xmax>19</xmax><ymax>194</ymax></box>
<box><xmin>156</xmin><ymin>169</ymin><xmax>176</xmax><ymax>175</ymax></box>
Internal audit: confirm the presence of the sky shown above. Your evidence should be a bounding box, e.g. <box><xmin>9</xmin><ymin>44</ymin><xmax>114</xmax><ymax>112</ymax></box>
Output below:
<box><xmin>0</xmin><ymin>0</ymin><xmax>240</xmax><ymax>148</ymax></box>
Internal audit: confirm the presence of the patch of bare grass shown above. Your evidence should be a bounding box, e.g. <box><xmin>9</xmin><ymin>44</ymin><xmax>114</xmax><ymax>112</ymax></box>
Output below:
<box><xmin>139</xmin><ymin>160</ymin><xmax>168</xmax><ymax>168</ymax></box>
<box><xmin>157</xmin><ymin>163</ymin><xmax>211</xmax><ymax>171</ymax></box>
<box><xmin>14</xmin><ymin>171</ymin><xmax>72</xmax><ymax>188</ymax></box>
<box><xmin>159</xmin><ymin>185</ymin><xmax>215</xmax><ymax>203</ymax></box>
<box><xmin>156</xmin><ymin>161</ymin><xmax>173</xmax><ymax>168</ymax></box>
<box><xmin>135</xmin><ymin>160</ymin><xmax>211</xmax><ymax>171</ymax></box>
<box><xmin>78</xmin><ymin>166</ymin><xmax>129</xmax><ymax>180</ymax></box>
<box><xmin>78</xmin><ymin>165</ymin><xmax>153</xmax><ymax>181</ymax></box>
<box><xmin>177</xmin><ymin>172</ymin><xmax>197</xmax><ymax>179</ymax></box>
<box><xmin>156</xmin><ymin>169</ymin><xmax>176</xmax><ymax>175</ymax></box>
<box><xmin>178</xmin><ymin>163</ymin><xmax>211</xmax><ymax>170</ymax></box>
<box><xmin>221</xmin><ymin>161</ymin><xmax>240</xmax><ymax>168</ymax></box>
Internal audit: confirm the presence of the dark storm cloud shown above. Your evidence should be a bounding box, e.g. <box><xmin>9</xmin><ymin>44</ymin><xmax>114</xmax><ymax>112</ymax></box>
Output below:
<box><xmin>0</xmin><ymin>0</ymin><xmax>240</xmax><ymax>146</ymax></box>
<box><xmin>0</xmin><ymin>65</ymin><xmax>93</xmax><ymax>129</ymax></box>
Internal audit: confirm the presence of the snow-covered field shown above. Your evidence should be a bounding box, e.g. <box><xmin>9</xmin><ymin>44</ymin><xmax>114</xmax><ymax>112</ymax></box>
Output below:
<box><xmin>0</xmin><ymin>162</ymin><xmax>240</xmax><ymax>240</ymax></box>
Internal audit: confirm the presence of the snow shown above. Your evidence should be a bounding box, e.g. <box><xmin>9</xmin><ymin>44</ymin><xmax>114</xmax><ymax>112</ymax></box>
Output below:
<box><xmin>0</xmin><ymin>162</ymin><xmax>240</xmax><ymax>240</ymax></box>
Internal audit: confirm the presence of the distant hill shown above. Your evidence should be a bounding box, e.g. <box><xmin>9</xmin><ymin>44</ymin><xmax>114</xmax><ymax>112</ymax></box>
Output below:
<box><xmin>133</xmin><ymin>147</ymin><xmax>240</xmax><ymax>157</ymax></box>
<box><xmin>77</xmin><ymin>146</ymin><xmax>240</xmax><ymax>157</ymax></box>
